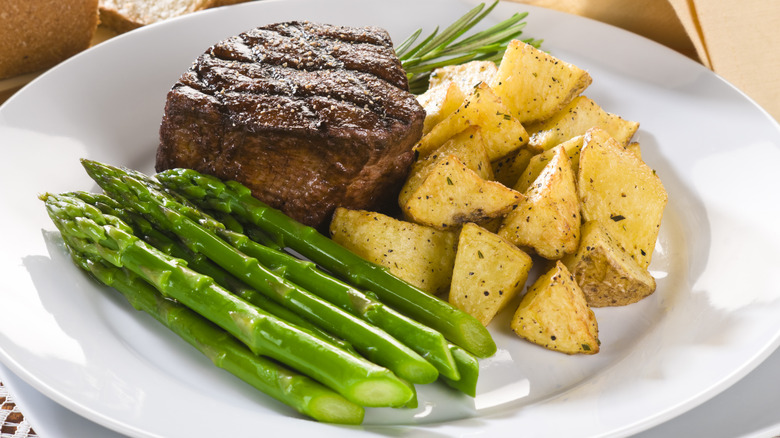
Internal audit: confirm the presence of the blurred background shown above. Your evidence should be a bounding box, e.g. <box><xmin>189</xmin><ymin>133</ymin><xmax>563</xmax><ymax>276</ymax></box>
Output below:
<box><xmin>510</xmin><ymin>0</ymin><xmax>779</xmax><ymax>122</ymax></box>
<box><xmin>1</xmin><ymin>0</ymin><xmax>778</xmax><ymax>121</ymax></box>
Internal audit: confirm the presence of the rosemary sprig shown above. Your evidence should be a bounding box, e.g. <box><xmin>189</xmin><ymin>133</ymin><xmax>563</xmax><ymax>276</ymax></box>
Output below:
<box><xmin>397</xmin><ymin>1</ymin><xmax>542</xmax><ymax>94</ymax></box>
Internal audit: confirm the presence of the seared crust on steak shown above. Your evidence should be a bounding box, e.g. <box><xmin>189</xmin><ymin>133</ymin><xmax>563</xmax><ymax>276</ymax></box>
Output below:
<box><xmin>156</xmin><ymin>21</ymin><xmax>425</xmax><ymax>229</ymax></box>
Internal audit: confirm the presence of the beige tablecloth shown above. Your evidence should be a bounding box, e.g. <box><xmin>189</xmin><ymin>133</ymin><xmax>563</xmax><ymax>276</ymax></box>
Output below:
<box><xmin>1</xmin><ymin>0</ymin><xmax>779</xmax><ymax>120</ymax></box>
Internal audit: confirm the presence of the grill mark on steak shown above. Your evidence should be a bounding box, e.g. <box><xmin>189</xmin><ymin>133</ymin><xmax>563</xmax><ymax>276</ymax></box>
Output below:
<box><xmin>204</xmin><ymin>24</ymin><xmax>407</xmax><ymax>90</ymax></box>
<box><xmin>184</xmin><ymin>22</ymin><xmax>413</xmax><ymax>124</ymax></box>
<box><xmin>157</xmin><ymin>21</ymin><xmax>424</xmax><ymax>229</ymax></box>
<box><xmin>235</xmin><ymin>22</ymin><xmax>408</xmax><ymax>89</ymax></box>
<box><xmin>185</xmin><ymin>54</ymin><xmax>416</xmax><ymax>127</ymax></box>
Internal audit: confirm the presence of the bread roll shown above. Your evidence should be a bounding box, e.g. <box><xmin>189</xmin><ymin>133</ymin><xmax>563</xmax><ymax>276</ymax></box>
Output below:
<box><xmin>0</xmin><ymin>0</ymin><xmax>99</xmax><ymax>79</ymax></box>
<box><xmin>99</xmin><ymin>0</ymin><xmax>252</xmax><ymax>34</ymax></box>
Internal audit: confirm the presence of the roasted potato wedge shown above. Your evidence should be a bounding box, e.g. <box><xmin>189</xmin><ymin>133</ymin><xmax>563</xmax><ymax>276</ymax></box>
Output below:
<box><xmin>578</xmin><ymin>128</ymin><xmax>667</xmax><ymax>268</ymax></box>
<box><xmin>402</xmin><ymin>154</ymin><xmax>523</xmax><ymax>230</ymax></box>
<box><xmin>561</xmin><ymin>221</ymin><xmax>656</xmax><ymax>307</ymax></box>
<box><xmin>511</xmin><ymin>261</ymin><xmax>600</xmax><ymax>354</ymax></box>
<box><xmin>449</xmin><ymin>223</ymin><xmax>533</xmax><ymax>326</ymax></box>
<box><xmin>491</xmin><ymin>147</ymin><xmax>536</xmax><ymax>189</ymax></box>
<box><xmin>415</xmin><ymin>82</ymin><xmax>528</xmax><ymax>161</ymax></box>
<box><xmin>498</xmin><ymin>145</ymin><xmax>581</xmax><ymax>259</ymax></box>
<box><xmin>516</xmin><ymin>136</ymin><xmax>644</xmax><ymax>194</ymax></box>
<box><xmin>399</xmin><ymin>127</ymin><xmax>493</xmax><ymax>208</ymax></box>
<box><xmin>418</xmin><ymin>61</ymin><xmax>499</xmax><ymax>135</ymax></box>
<box><xmin>514</xmin><ymin>135</ymin><xmax>585</xmax><ymax>194</ymax></box>
<box><xmin>329</xmin><ymin>208</ymin><xmax>457</xmax><ymax>295</ymax></box>
<box><xmin>491</xmin><ymin>40</ymin><xmax>592</xmax><ymax>125</ymax></box>
<box><xmin>417</xmin><ymin>82</ymin><xmax>467</xmax><ymax>135</ymax></box>
<box><xmin>626</xmin><ymin>141</ymin><xmax>642</xmax><ymax>159</ymax></box>
<box><xmin>428</xmin><ymin>60</ymin><xmax>498</xmax><ymax>91</ymax></box>
<box><xmin>527</xmin><ymin>96</ymin><xmax>639</xmax><ymax>151</ymax></box>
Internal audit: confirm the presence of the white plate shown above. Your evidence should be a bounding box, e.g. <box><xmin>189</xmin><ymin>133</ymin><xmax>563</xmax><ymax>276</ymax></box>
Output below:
<box><xmin>1</xmin><ymin>0</ymin><xmax>779</xmax><ymax>436</ymax></box>
<box><xmin>6</xmin><ymin>341</ymin><xmax>780</xmax><ymax>438</ymax></box>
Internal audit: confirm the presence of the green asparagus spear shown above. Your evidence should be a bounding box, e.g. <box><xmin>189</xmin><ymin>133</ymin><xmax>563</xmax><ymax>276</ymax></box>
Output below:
<box><xmin>440</xmin><ymin>345</ymin><xmax>480</xmax><ymax>397</ymax></box>
<box><xmin>72</xmin><ymin>191</ymin><xmax>358</xmax><ymax>355</ymax></box>
<box><xmin>80</xmin><ymin>160</ymin><xmax>439</xmax><ymax>385</ymax></box>
<box><xmin>154</xmin><ymin>168</ymin><xmax>497</xmax><ymax>358</ymax></box>
<box><xmin>42</xmin><ymin>192</ymin><xmax>413</xmax><ymax>407</ymax></box>
<box><xmin>81</xmin><ymin>190</ymin><xmax>461</xmax><ymax>383</ymax></box>
<box><xmin>97</xmin><ymin>181</ymin><xmax>463</xmax><ymax>382</ymax></box>
<box><xmin>72</xmin><ymin>192</ymin><xmax>410</xmax><ymax>405</ymax></box>
<box><xmin>61</xmin><ymin>242</ymin><xmax>364</xmax><ymax>424</ymax></box>
<box><xmin>219</xmin><ymin>227</ymin><xmax>461</xmax><ymax>381</ymax></box>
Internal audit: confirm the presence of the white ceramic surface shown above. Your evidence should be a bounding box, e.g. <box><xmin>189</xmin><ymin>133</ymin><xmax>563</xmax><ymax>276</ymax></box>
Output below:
<box><xmin>1</xmin><ymin>1</ymin><xmax>779</xmax><ymax>437</ymax></box>
<box><xmin>5</xmin><ymin>345</ymin><xmax>780</xmax><ymax>438</ymax></box>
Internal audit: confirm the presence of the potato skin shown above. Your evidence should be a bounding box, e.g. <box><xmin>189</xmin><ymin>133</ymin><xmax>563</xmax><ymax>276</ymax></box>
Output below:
<box><xmin>561</xmin><ymin>221</ymin><xmax>656</xmax><ymax>307</ymax></box>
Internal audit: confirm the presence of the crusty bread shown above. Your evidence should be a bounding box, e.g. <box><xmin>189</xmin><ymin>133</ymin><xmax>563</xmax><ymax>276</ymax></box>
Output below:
<box><xmin>99</xmin><ymin>0</ymin><xmax>253</xmax><ymax>34</ymax></box>
<box><xmin>0</xmin><ymin>0</ymin><xmax>99</xmax><ymax>79</ymax></box>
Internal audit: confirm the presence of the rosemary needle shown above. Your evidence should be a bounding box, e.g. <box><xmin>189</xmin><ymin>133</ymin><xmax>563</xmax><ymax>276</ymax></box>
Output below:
<box><xmin>397</xmin><ymin>1</ymin><xmax>542</xmax><ymax>94</ymax></box>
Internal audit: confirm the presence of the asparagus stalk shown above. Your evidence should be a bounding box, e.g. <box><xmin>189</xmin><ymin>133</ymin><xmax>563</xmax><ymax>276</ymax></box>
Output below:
<box><xmin>83</xmin><ymin>189</ymin><xmax>468</xmax><ymax>396</ymax></box>
<box><xmin>80</xmin><ymin>160</ymin><xmax>439</xmax><ymax>385</ymax></box>
<box><xmin>440</xmin><ymin>345</ymin><xmax>480</xmax><ymax>397</ymax></box>
<box><xmin>72</xmin><ymin>191</ymin><xmax>357</xmax><ymax>355</ymax></box>
<box><xmin>221</xmin><ymin>226</ymin><xmax>478</xmax><ymax>396</ymax></box>
<box><xmin>154</xmin><ymin>168</ymin><xmax>497</xmax><ymax>358</ymax></box>
<box><xmin>41</xmin><ymin>192</ymin><xmax>413</xmax><ymax>407</ymax></box>
<box><xmin>219</xmin><ymin>228</ymin><xmax>460</xmax><ymax>381</ymax></box>
<box><xmin>60</xmin><ymin>242</ymin><xmax>364</xmax><ymax>424</ymax></box>
<box><xmin>100</xmin><ymin>182</ymin><xmax>462</xmax><ymax>382</ymax></box>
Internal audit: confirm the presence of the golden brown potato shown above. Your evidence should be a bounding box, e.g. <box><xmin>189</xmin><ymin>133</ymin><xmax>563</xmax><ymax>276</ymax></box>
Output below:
<box><xmin>329</xmin><ymin>208</ymin><xmax>458</xmax><ymax>295</ymax></box>
<box><xmin>527</xmin><ymin>96</ymin><xmax>639</xmax><ymax>151</ymax></box>
<box><xmin>514</xmin><ymin>135</ymin><xmax>584</xmax><ymax>194</ymax></box>
<box><xmin>402</xmin><ymin>154</ymin><xmax>523</xmax><ymax>230</ymax></box>
<box><xmin>490</xmin><ymin>40</ymin><xmax>592</xmax><ymax>125</ymax></box>
<box><xmin>498</xmin><ymin>145</ymin><xmax>581</xmax><ymax>259</ymax></box>
<box><xmin>399</xmin><ymin>127</ymin><xmax>493</xmax><ymax>208</ymax></box>
<box><xmin>417</xmin><ymin>82</ymin><xmax>467</xmax><ymax>135</ymax></box>
<box><xmin>577</xmin><ymin>128</ymin><xmax>667</xmax><ymax>268</ymax></box>
<box><xmin>491</xmin><ymin>147</ymin><xmax>536</xmax><ymax>189</ymax></box>
<box><xmin>516</xmin><ymin>135</ymin><xmax>642</xmax><ymax>193</ymax></box>
<box><xmin>415</xmin><ymin>82</ymin><xmax>528</xmax><ymax>161</ymax></box>
<box><xmin>561</xmin><ymin>221</ymin><xmax>656</xmax><ymax>307</ymax></box>
<box><xmin>511</xmin><ymin>261</ymin><xmax>600</xmax><ymax>354</ymax></box>
<box><xmin>626</xmin><ymin>141</ymin><xmax>642</xmax><ymax>159</ymax></box>
<box><xmin>428</xmin><ymin>60</ymin><xmax>498</xmax><ymax>91</ymax></box>
<box><xmin>418</xmin><ymin>61</ymin><xmax>499</xmax><ymax>135</ymax></box>
<box><xmin>516</xmin><ymin>136</ymin><xmax>643</xmax><ymax>194</ymax></box>
<box><xmin>449</xmin><ymin>223</ymin><xmax>533</xmax><ymax>326</ymax></box>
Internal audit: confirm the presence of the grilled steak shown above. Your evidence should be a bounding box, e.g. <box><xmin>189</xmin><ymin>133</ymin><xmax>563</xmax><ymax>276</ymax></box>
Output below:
<box><xmin>156</xmin><ymin>21</ymin><xmax>425</xmax><ymax>229</ymax></box>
